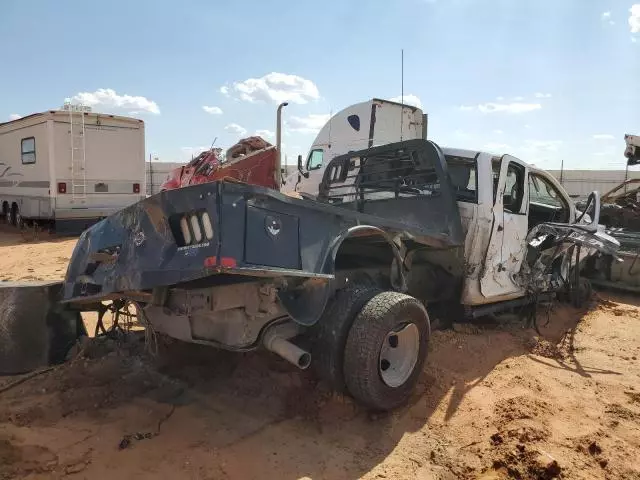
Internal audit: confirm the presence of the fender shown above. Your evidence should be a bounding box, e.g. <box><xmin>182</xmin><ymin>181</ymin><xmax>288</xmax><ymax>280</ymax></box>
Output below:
<box><xmin>277</xmin><ymin>225</ymin><xmax>407</xmax><ymax>326</ymax></box>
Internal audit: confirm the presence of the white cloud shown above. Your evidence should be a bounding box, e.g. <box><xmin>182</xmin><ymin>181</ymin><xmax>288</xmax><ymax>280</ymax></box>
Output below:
<box><xmin>630</xmin><ymin>4</ymin><xmax>640</xmax><ymax>33</ymax></box>
<box><xmin>602</xmin><ymin>11</ymin><xmax>611</xmax><ymax>19</ymax></box>
<box><xmin>224</xmin><ymin>123</ymin><xmax>247</xmax><ymax>136</ymax></box>
<box><xmin>222</xmin><ymin>72</ymin><xmax>320</xmax><ymax>105</ymax></box>
<box><xmin>388</xmin><ymin>94</ymin><xmax>423</xmax><ymax>109</ymax></box>
<box><xmin>70</xmin><ymin>88</ymin><xmax>160</xmax><ymax>114</ymax></box>
<box><xmin>510</xmin><ymin>140</ymin><xmax>563</xmax><ymax>165</ymax></box>
<box><xmin>592</xmin><ymin>145</ymin><xmax>616</xmax><ymax>157</ymax></box>
<box><xmin>496</xmin><ymin>96</ymin><xmax>505</xmax><ymax>101</ymax></box>
<box><xmin>483</xmin><ymin>142</ymin><xmax>511</xmax><ymax>152</ymax></box>
<box><xmin>287</xmin><ymin>113</ymin><xmax>331</xmax><ymax>134</ymax></box>
<box><xmin>202</xmin><ymin>105</ymin><xmax>223</xmax><ymax>115</ymax></box>
<box><xmin>593</xmin><ymin>134</ymin><xmax>615</xmax><ymax>140</ymax></box>
<box><xmin>8</xmin><ymin>113</ymin><xmax>21</xmax><ymax>120</ymax></box>
<box><xmin>513</xmin><ymin>96</ymin><xmax>525</xmax><ymax>101</ymax></box>
<box><xmin>460</xmin><ymin>102</ymin><xmax>542</xmax><ymax>114</ymax></box>
<box><xmin>524</xmin><ymin>140</ymin><xmax>563</xmax><ymax>152</ymax></box>
<box><xmin>493</xmin><ymin>129</ymin><xmax>504</xmax><ymax>134</ymax></box>
<box><xmin>534</xmin><ymin>92</ymin><xmax>552</xmax><ymax>98</ymax></box>
<box><xmin>633</xmin><ymin>37</ymin><xmax>638</xmax><ymax>43</ymax></box>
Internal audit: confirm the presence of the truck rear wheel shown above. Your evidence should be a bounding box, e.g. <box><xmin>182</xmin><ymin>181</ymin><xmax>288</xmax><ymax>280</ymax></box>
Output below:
<box><xmin>343</xmin><ymin>291</ymin><xmax>430</xmax><ymax>411</ymax></box>
<box><xmin>312</xmin><ymin>284</ymin><xmax>381</xmax><ymax>392</ymax></box>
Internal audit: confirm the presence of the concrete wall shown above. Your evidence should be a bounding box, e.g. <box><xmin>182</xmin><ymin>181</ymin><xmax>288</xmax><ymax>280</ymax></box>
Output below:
<box><xmin>548</xmin><ymin>170</ymin><xmax>640</xmax><ymax>199</ymax></box>
<box><xmin>145</xmin><ymin>161</ymin><xmax>182</xmax><ymax>195</ymax></box>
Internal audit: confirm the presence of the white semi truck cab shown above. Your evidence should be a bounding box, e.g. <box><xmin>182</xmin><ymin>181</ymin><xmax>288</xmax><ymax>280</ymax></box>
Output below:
<box><xmin>283</xmin><ymin>98</ymin><xmax>427</xmax><ymax>196</ymax></box>
<box><xmin>625</xmin><ymin>134</ymin><xmax>640</xmax><ymax>166</ymax></box>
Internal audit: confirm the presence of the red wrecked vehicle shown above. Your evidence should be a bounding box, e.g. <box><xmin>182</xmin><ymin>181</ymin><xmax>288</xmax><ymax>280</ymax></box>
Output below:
<box><xmin>161</xmin><ymin>136</ymin><xmax>279</xmax><ymax>191</ymax></box>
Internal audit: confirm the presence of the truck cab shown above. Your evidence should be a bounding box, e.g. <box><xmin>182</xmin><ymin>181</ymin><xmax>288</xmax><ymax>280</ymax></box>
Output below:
<box><xmin>283</xmin><ymin>98</ymin><xmax>427</xmax><ymax>196</ymax></box>
<box><xmin>442</xmin><ymin>147</ymin><xmax>581</xmax><ymax>305</ymax></box>
<box><xmin>316</xmin><ymin>142</ymin><xmax>616</xmax><ymax>307</ymax></box>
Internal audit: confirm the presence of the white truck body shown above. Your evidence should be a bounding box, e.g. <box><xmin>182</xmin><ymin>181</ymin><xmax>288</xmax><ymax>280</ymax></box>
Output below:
<box><xmin>441</xmin><ymin>147</ymin><xmax>586</xmax><ymax>305</ymax></box>
<box><xmin>283</xmin><ymin>98</ymin><xmax>427</xmax><ymax>195</ymax></box>
<box><xmin>286</xmin><ymin>99</ymin><xmax>613</xmax><ymax>307</ymax></box>
<box><xmin>0</xmin><ymin>110</ymin><xmax>146</xmax><ymax>232</ymax></box>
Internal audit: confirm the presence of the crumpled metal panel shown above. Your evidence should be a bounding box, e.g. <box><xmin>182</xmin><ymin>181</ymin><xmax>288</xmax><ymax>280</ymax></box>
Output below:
<box><xmin>518</xmin><ymin>222</ymin><xmax>620</xmax><ymax>293</ymax></box>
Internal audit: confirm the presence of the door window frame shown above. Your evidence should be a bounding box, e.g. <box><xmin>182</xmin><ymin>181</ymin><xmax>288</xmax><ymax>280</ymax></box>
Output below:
<box><xmin>528</xmin><ymin>171</ymin><xmax>570</xmax><ymax>223</ymax></box>
<box><xmin>492</xmin><ymin>157</ymin><xmax>527</xmax><ymax>215</ymax></box>
<box><xmin>306</xmin><ymin>149</ymin><xmax>324</xmax><ymax>171</ymax></box>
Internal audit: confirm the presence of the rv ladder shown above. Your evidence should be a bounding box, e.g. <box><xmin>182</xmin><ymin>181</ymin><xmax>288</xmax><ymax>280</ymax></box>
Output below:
<box><xmin>69</xmin><ymin>106</ymin><xmax>87</xmax><ymax>199</ymax></box>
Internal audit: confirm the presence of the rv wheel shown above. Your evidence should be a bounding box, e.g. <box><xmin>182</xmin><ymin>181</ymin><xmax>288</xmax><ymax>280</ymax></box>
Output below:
<box><xmin>10</xmin><ymin>205</ymin><xmax>18</xmax><ymax>227</ymax></box>
<box><xmin>343</xmin><ymin>291</ymin><xmax>430</xmax><ymax>411</ymax></box>
<box><xmin>15</xmin><ymin>210</ymin><xmax>24</xmax><ymax>229</ymax></box>
<box><xmin>11</xmin><ymin>206</ymin><xmax>25</xmax><ymax>229</ymax></box>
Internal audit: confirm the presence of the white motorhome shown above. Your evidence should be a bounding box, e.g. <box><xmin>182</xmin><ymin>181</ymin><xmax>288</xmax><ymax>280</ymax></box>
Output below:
<box><xmin>0</xmin><ymin>109</ymin><xmax>146</xmax><ymax>233</ymax></box>
<box><xmin>283</xmin><ymin>98</ymin><xmax>427</xmax><ymax>195</ymax></box>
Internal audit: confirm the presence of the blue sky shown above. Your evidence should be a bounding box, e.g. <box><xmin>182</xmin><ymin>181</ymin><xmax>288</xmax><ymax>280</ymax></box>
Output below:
<box><xmin>1</xmin><ymin>0</ymin><xmax>639</xmax><ymax>169</ymax></box>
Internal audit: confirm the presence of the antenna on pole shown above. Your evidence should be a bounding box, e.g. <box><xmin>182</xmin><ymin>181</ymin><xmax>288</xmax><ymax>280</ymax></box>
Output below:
<box><xmin>400</xmin><ymin>48</ymin><xmax>404</xmax><ymax>141</ymax></box>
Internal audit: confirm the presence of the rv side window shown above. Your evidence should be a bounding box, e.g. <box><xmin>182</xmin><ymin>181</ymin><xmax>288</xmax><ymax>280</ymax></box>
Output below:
<box><xmin>307</xmin><ymin>150</ymin><xmax>323</xmax><ymax>170</ymax></box>
<box><xmin>21</xmin><ymin>137</ymin><xmax>36</xmax><ymax>164</ymax></box>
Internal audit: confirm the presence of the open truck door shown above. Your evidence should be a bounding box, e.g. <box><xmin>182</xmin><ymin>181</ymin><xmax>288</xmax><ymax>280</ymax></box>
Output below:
<box><xmin>480</xmin><ymin>154</ymin><xmax>530</xmax><ymax>299</ymax></box>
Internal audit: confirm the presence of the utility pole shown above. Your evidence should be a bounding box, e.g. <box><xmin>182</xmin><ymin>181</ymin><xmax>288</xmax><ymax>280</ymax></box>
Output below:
<box><xmin>148</xmin><ymin>153</ymin><xmax>153</xmax><ymax>195</ymax></box>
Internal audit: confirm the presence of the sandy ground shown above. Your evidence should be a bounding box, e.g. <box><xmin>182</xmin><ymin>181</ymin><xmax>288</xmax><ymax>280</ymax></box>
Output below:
<box><xmin>0</xmin><ymin>226</ymin><xmax>639</xmax><ymax>480</ymax></box>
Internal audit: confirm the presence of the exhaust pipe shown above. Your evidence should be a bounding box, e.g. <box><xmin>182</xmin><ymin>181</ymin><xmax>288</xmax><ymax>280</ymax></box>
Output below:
<box><xmin>263</xmin><ymin>323</ymin><xmax>311</xmax><ymax>370</ymax></box>
<box><xmin>275</xmin><ymin>102</ymin><xmax>288</xmax><ymax>188</ymax></box>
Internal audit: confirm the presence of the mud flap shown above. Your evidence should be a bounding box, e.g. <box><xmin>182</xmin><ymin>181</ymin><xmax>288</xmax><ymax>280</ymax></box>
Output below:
<box><xmin>0</xmin><ymin>282</ymin><xmax>86</xmax><ymax>375</ymax></box>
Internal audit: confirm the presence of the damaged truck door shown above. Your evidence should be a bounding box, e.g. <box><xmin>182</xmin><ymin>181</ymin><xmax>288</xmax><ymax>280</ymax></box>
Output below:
<box><xmin>480</xmin><ymin>155</ymin><xmax>529</xmax><ymax>299</ymax></box>
<box><xmin>468</xmin><ymin>150</ymin><xmax>619</xmax><ymax>305</ymax></box>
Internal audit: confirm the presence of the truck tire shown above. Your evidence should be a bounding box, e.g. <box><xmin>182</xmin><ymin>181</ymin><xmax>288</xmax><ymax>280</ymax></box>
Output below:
<box><xmin>311</xmin><ymin>284</ymin><xmax>381</xmax><ymax>392</ymax></box>
<box><xmin>343</xmin><ymin>291</ymin><xmax>430</xmax><ymax>411</ymax></box>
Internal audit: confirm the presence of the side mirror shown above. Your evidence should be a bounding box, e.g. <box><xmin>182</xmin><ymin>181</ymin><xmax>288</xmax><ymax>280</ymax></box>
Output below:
<box><xmin>297</xmin><ymin>154</ymin><xmax>309</xmax><ymax>179</ymax></box>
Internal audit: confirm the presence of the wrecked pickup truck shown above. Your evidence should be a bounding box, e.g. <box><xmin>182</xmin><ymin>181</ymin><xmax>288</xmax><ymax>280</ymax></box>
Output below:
<box><xmin>0</xmin><ymin>139</ymin><xmax>619</xmax><ymax>411</ymax></box>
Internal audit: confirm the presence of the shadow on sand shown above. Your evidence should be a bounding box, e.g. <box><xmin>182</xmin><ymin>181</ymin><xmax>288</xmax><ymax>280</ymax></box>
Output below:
<box><xmin>0</xmin><ymin>293</ymin><xmax>627</xmax><ymax>479</ymax></box>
